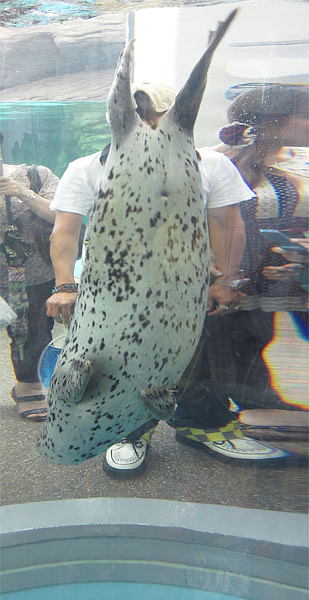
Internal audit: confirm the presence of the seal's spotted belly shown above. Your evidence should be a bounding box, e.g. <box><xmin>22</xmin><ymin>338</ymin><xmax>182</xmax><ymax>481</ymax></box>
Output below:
<box><xmin>37</xmin><ymin>10</ymin><xmax>237</xmax><ymax>465</ymax></box>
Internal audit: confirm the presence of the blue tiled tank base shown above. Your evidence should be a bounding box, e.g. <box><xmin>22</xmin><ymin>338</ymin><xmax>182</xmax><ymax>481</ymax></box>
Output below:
<box><xmin>1</xmin><ymin>582</ymin><xmax>245</xmax><ymax>600</ymax></box>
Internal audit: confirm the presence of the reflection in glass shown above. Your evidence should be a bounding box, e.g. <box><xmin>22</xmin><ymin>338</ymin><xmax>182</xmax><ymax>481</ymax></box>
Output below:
<box><xmin>0</xmin><ymin>0</ymin><xmax>308</xmax><ymax>509</ymax></box>
<box><xmin>0</xmin><ymin>2</ymin><xmax>308</xmax><ymax>599</ymax></box>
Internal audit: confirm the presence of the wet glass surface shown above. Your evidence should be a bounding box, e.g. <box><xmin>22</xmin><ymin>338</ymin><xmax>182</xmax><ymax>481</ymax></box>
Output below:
<box><xmin>0</xmin><ymin>0</ymin><xmax>309</xmax><ymax>600</ymax></box>
<box><xmin>0</xmin><ymin>4</ymin><xmax>308</xmax><ymax>597</ymax></box>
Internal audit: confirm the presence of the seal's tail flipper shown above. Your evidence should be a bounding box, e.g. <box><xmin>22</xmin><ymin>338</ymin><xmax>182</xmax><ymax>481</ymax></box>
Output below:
<box><xmin>106</xmin><ymin>40</ymin><xmax>138</xmax><ymax>142</ymax></box>
<box><xmin>140</xmin><ymin>385</ymin><xmax>177</xmax><ymax>419</ymax></box>
<box><xmin>166</xmin><ymin>9</ymin><xmax>238</xmax><ymax>133</ymax></box>
<box><xmin>50</xmin><ymin>357</ymin><xmax>94</xmax><ymax>404</ymax></box>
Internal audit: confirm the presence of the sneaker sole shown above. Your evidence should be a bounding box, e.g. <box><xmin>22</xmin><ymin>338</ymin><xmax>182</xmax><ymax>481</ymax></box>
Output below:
<box><xmin>175</xmin><ymin>431</ymin><xmax>291</xmax><ymax>463</ymax></box>
<box><xmin>102</xmin><ymin>453</ymin><xmax>148</xmax><ymax>478</ymax></box>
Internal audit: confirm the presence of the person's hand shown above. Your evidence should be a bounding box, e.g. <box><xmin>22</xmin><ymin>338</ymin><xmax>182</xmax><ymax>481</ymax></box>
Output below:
<box><xmin>210</xmin><ymin>264</ymin><xmax>222</xmax><ymax>278</ymax></box>
<box><xmin>207</xmin><ymin>283</ymin><xmax>245</xmax><ymax>316</ymax></box>
<box><xmin>272</xmin><ymin>239</ymin><xmax>309</xmax><ymax>264</ymax></box>
<box><xmin>46</xmin><ymin>292</ymin><xmax>77</xmax><ymax>326</ymax></box>
<box><xmin>0</xmin><ymin>176</ymin><xmax>30</xmax><ymax>202</ymax></box>
<box><xmin>262</xmin><ymin>263</ymin><xmax>302</xmax><ymax>281</ymax></box>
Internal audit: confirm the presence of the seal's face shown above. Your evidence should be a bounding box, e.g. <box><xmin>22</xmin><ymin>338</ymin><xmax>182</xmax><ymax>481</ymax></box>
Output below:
<box><xmin>37</xmin><ymin>10</ymin><xmax>238</xmax><ymax>465</ymax></box>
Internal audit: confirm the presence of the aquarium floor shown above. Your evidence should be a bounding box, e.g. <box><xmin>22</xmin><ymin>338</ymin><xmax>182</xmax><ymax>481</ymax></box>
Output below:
<box><xmin>0</xmin><ymin>315</ymin><xmax>308</xmax><ymax>513</ymax></box>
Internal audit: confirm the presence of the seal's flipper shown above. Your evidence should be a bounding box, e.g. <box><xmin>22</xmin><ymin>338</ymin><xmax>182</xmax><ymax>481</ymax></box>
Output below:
<box><xmin>106</xmin><ymin>40</ymin><xmax>138</xmax><ymax>142</ymax></box>
<box><xmin>140</xmin><ymin>385</ymin><xmax>177</xmax><ymax>419</ymax></box>
<box><xmin>50</xmin><ymin>358</ymin><xmax>94</xmax><ymax>404</ymax></box>
<box><xmin>165</xmin><ymin>9</ymin><xmax>237</xmax><ymax>133</ymax></box>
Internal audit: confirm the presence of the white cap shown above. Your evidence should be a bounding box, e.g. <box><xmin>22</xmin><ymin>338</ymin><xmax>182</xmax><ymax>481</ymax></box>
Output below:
<box><xmin>132</xmin><ymin>82</ymin><xmax>176</xmax><ymax>113</ymax></box>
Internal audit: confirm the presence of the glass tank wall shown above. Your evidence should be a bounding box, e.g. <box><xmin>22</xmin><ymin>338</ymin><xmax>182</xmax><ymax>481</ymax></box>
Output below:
<box><xmin>0</xmin><ymin>0</ymin><xmax>308</xmax><ymax>598</ymax></box>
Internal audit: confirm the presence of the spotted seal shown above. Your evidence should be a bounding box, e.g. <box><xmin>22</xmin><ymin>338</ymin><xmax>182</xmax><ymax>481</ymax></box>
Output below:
<box><xmin>38</xmin><ymin>9</ymin><xmax>237</xmax><ymax>465</ymax></box>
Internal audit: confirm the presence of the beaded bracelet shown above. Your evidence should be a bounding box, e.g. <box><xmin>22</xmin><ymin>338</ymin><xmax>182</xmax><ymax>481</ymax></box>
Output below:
<box><xmin>51</xmin><ymin>283</ymin><xmax>79</xmax><ymax>294</ymax></box>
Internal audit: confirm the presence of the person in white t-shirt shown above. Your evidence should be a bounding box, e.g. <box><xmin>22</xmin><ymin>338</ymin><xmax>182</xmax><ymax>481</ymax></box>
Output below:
<box><xmin>47</xmin><ymin>146</ymin><xmax>251</xmax><ymax>317</ymax></box>
<box><xmin>46</xmin><ymin>83</ymin><xmax>256</xmax><ymax>476</ymax></box>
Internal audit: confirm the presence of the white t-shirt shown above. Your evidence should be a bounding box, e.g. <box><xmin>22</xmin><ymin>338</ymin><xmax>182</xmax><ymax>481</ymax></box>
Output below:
<box><xmin>198</xmin><ymin>147</ymin><xmax>254</xmax><ymax>208</ymax></box>
<box><xmin>50</xmin><ymin>148</ymin><xmax>253</xmax><ymax>216</ymax></box>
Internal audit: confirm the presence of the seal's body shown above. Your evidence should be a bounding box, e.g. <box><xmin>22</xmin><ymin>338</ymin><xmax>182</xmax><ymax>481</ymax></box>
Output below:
<box><xmin>38</xmin><ymin>10</ymin><xmax>237</xmax><ymax>464</ymax></box>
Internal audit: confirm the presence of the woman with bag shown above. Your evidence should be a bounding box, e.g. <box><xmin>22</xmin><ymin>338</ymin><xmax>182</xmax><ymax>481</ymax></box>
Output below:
<box><xmin>170</xmin><ymin>84</ymin><xmax>308</xmax><ymax>460</ymax></box>
<box><xmin>0</xmin><ymin>133</ymin><xmax>59</xmax><ymax>421</ymax></box>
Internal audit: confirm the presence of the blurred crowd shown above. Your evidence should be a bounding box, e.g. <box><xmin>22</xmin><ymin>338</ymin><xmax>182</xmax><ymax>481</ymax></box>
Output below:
<box><xmin>1</xmin><ymin>82</ymin><xmax>308</xmax><ymax>475</ymax></box>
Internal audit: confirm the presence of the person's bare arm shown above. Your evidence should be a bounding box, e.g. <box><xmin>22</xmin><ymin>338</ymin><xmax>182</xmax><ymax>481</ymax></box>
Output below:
<box><xmin>46</xmin><ymin>211</ymin><xmax>83</xmax><ymax>325</ymax></box>
<box><xmin>207</xmin><ymin>203</ymin><xmax>246</xmax><ymax>315</ymax></box>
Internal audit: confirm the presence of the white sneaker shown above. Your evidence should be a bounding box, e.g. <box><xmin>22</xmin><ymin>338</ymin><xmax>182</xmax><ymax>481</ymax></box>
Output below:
<box><xmin>103</xmin><ymin>439</ymin><xmax>148</xmax><ymax>476</ymax></box>
<box><xmin>205</xmin><ymin>437</ymin><xmax>289</xmax><ymax>460</ymax></box>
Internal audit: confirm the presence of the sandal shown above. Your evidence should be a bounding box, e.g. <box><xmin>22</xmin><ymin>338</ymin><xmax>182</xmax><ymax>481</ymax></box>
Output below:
<box><xmin>11</xmin><ymin>385</ymin><xmax>47</xmax><ymax>422</ymax></box>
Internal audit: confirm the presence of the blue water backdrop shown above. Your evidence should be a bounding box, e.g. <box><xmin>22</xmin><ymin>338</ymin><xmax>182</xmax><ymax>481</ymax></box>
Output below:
<box><xmin>0</xmin><ymin>1</ymin><xmax>98</xmax><ymax>27</ymax></box>
<box><xmin>1</xmin><ymin>102</ymin><xmax>110</xmax><ymax>177</ymax></box>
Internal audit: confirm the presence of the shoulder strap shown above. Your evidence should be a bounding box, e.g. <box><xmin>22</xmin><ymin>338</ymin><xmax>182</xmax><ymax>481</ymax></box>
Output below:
<box><xmin>5</xmin><ymin>196</ymin><xmax>14</xmax><ymax>224</ymax></box>
<box><xmin>27</xmin><ymin>165</ymin><xmax>43</xmax><ymax>194</ymax></box>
